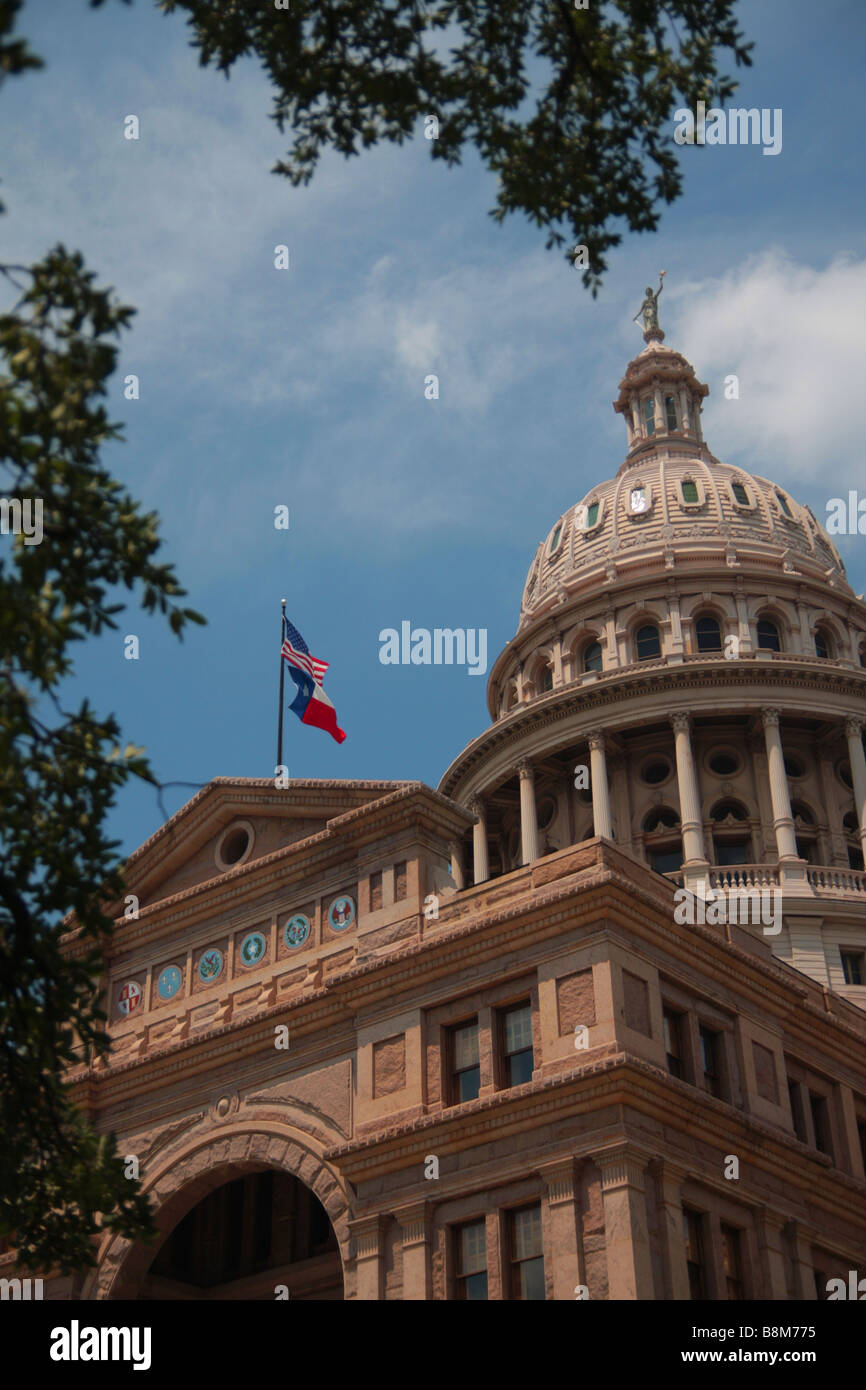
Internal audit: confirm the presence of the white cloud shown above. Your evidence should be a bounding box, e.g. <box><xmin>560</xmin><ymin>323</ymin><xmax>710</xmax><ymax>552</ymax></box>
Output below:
<box><xmin>668</xmin><ymin>251</ymin><xmax>866</xmax><ymax>488</ymax></box>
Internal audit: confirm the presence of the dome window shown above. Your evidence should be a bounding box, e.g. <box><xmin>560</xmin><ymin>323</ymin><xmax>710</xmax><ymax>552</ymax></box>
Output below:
<box><xmin>548</xmin><ymin>522</ymin><xmax>564</xmax><ymax>557</ymax></box>
<box><xmin>695</xmin><ymin>615</ymin><xmax>722</xmax><ymax>652</ymax></box>
<box><xmin>642</xmin><ymin>759</ymin><xmax>672</xmax><ymax>785</ymax></box>
<box><xmin>585</xmin><ymin>500</ymin><xmax>599</xmax><ymax>528</ymax></box>
<box><xmin>756</xmin><ymin>618</ymin><xmax>781</xmax><ymax>652</ymax></box>
<box><xmin>680</xmin><ymin>479</ymin><xmax>699</xmax><ymax>504</ymax></box>
<box><xmin>643</xmin><ymin>398</ymin><xmax>656</xmax><ymax>436</ymax></box>
<box><xmin>730</xmin><ymin>481</ymin><xmax>751</xmax><ymax>507</ymax></box>
<box><xmin>629</xmin><ymin>485</ymin><xmax>650</xmax><ymax>515</ymax></box>
<box><xmin>582</xmin><ymin>640</ymin><xmax>603</xmax><ymax>673</ymax></box>
<box><xmin>665</xmin><ymin>395</ymin><xmax>678</xmax><ymax>431</ymax></box>
<box><xmin>775</xmin><ymin>490</ymin><xmax>793</xmax><ymax>519</ymax></box>
<box><xmin>814</xmin><ymin>627</ymin><xmax>832</xmax><ymax>659</ymax></box>
<box><xmin>635</xmin><ymin>624</ymin><xmax>661</xmax><ymax>661</ymax></box>
<box><xmin>709</xmin><ymin>752</ymin><xmax>740</xmax><ymax>777</ymax></box>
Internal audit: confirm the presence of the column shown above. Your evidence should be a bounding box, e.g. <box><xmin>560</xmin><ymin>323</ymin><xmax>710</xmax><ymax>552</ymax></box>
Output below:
<box><xmin>538</xmin><ymin>1159</ymin><xmax>584</xmax><ymax>1300</ymax></box>
<box><xmin>587</xmin><ymin>732</ymin><xmax>613</xmax><ymax>840</ymax></box>
<box><xmin>469</xmin><ymin>796</ymin><xmax>489</xmax><ymax>884</ymax></box>
<box><xmin>350</xmin><ymin>1214</ymin><xmax>384</xmax><ymax>1300</ymax></box>
<box><xmin>653</xmin><ymin>383</ymin><xmax>664</xmax><ymax>434</ymax></box>
<box><xmin>845</xmin><ymin>717</ymin><xmax>866</xmax><ymax>860</ymax></box>
<box><xmin>595</xmin><ymin>1146</ymin><xmax>656</xmax><ymax>1299</ymax></box>
<box><xmin>670</xmin><ymin>713</ymin><xmax>708</xmax><ymax>873</ymax></box>
<box><xmin>761</xmin><ymin>708</ymin><xmax>800</xmax><ymax>865</ymax></box>
<box><xmin>394</xmin><ymin>1201</ymin><xmax>432</xmax><ymax>1300</ymax></box>
<box><xmin>517</xmin><ymin>760</ymin><xmax>539</xmax><ymax>864</ymax></box>
<box><xmin>648</xmin><ymin>1160</ymin><xmax>691</xmax><ymax>1300</ymax></box>
<box><xmin>678</xmin><ymin>384</ymin><xmax>691</xmax><ymax>434</ymax></box>
<box><xmin>753</xmin><ymin>1207</ymin><xmax>791</xmax><ymax>1299</ymax></box>
<box><xmin>449</xmin><ymin>839</ymin><xmax>465</xmax><ymax>891</ymax></box>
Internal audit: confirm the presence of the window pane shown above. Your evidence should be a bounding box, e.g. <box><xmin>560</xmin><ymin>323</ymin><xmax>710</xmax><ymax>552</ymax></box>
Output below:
<box><xmin>453</xmin><ymin>1021</ymin><xmax>479</xmax><ymax>1070</ymax></box>
<box><xmin>517</xmin><ymin>1256</ymin><xmax>546</xmax><ymax>1301</ymax></box>
<box><xmin>586</xmin><ymin>501</ymin><xmax>599</xmax><ymax>527</ymax></box>
<box><xmin>732</xmin><ymin>482</ymin><xmax>749</xmax><ymax>505</ymax></box>
<box><xmin>643</xmin><ymin>398</ymin><xmax>655</xmax><ymax>435</ymax></box>
<box><xmin>696</xmin><ymin>616</ymin><xmax>722</xmax><ymax>651</ymax></box>
<box><xmin>550</xmin><ymin>523</ymin><xmax>562</xmax><ymax>552</ymax></box>
<box><xmin>583</xmin><ymin>640</ymin><xmax>603</xmax><ymax>672</ymax></box>
<box><xmin>504</xmin><ymin>1005</ymin><xmax>532</xmax><ymax>1054</ymax></box>
<box><xmin>456</xmin><ymin>1066</ymin><xmax>480</xmax><ymax>1102</ymax></box>
<box><xmin>841</xmin><ymin>951</ymin><xmax>864</xmax><ymax>986</ymax></box>
<box><xmin>681</xmin><ymin>478</ymin><xmax>698</xmax><ymax>502</ymax></box>
<box><xmin>458</xmin><ymin>1221</ymin><xmax>486</xmax><ymax>1275</ymax></box>
<box><xmin>651</xmin><ymin>849</ymin><xmax>683</xmax><ymax>874</ymax></box>
<box><xmin>715</xmin><ymin>841</ymin><xmax>748</xmax><ymax>866</ymax></box>
<box><xmin>666</xmin><ymin>396</ymin><xmax>678</xmax><ymax>431</ymax></box>
<box><xmin>636</xmin><ymin>625</ymin><xmax>661</xmax><ymax>660</ymax></box>
<box><xmin>463</xmin><ymin>1270</ymin><xmax>488</xmax><ymax>1299</ymax></box>
<box><xmin>757</xmin><ymin>619</ymin><xmax>781</xmax><ymax>651</ymax></box>
<box><xmin>512</xmin><ymin>1205</ymin><xmax>542</xmax><ymax>1260</ymax></box>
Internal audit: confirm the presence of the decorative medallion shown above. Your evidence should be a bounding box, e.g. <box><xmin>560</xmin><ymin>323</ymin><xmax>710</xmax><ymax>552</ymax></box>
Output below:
<box><xmin>240</xmin><ymin>931</ymin><xmax>266</xmax><ymax>967</ymax></box>
<box><xmin>328</xmin><ymin>895</ymin><xmax>356</xmax><ymax>931</ymax></box>
<box><xmin>157</xmin><ymin>965</ymin><xmax>183</xmax><ymax>1000</ymax></box>
<box><xmin>283</xmin><ymin>914</ymin><xmax>311</xmax><ymax>950</ymax></box>
<box><xmin>117</xmin><ymin>980</ymin><xmax>142</xmax><ymax>1016</ymax></box>
<box><xmin>198</xmin><ymin>948</ymin><xmax>223</xmax><ymax>982</ymax></box>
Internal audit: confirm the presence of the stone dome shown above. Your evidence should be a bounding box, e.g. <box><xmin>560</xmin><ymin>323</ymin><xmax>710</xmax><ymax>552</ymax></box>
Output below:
<box><xmin>519</xmin><ymin>339</ymin><xmax>846</xmax><ymax>627</ymax></box>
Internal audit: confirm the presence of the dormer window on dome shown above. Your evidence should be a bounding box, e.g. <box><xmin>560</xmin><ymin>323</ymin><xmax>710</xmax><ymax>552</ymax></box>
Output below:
<box><xmin>775</xmin><ymin>490</ymin><xmax>794</xmax><ymax>519</ymax></box>
<box><xmin>730</xmin><ymin>480</ymin><xmax>752</xmax><ymax>508</ymax></box>
<box><xmin>629</xmin><ymin>484</ymin><xmax>651</xmax><ymax>516</ymax></box>
<box><xmin>548</xmin><ymin>521</ymin><xmax>564</xmax><ymax>557</ymax></box>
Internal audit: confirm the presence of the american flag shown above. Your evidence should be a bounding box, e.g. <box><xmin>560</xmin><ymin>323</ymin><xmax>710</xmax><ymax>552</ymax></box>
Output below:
<box><xmin>281</xmin><ymin>618</ymin><xmax>329</xmax><ymax>687</ymax></box>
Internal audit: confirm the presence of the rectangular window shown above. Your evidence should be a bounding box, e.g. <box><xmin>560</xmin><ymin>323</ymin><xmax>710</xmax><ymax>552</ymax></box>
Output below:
<box><xmin>681</xmin><ymin>478</ymin><xmax>699</xmax><ymax>503</ymax></box>
<box><xmin>663</xmin><ymin>1008</ymin><xmax>685</xmax><ymax>1080</ymax></box>
<box><xmin>788</xmin><ymin>1080</ymin><xmax>807</xmax><ymax>1142</ymax></box>
<box><xmin>776</xmin><ymin>490</ymin><xmax>793</xmax><ymax>518</ymax></box>
<box><xmin>732</xmin><ymin>482</ymin><xmax>750</xmax><ymax>506</ymax></box>
<box><xmin>394</xmin><ymin>860</ymin><xmax>407</xmax><ymax>901</ymax></box>
<box><xmin>683</xmin><ymin>1209</ymin><xmax>706</xmax><ymax>1300</ymax></box>
<box><xmin>585</xmin><ymin>500</ymin><xmax>599</xmax><ymax>528</ymax></box>
<box><xmin>369</xmin><ymin>870</ymin><xmax>383</xmax><ymax>912</ymax></box>
<box><xmin>454</xmin><ymin>1220</ymin><xmax>488</xmax><ymax>1300</ymax></box>
<box><xmin>643</xmin><ymin>397</ymin><xmax>656</xmax><ymax>436</ymax></box>
<box><xmin>809</xmin><ymin>1091</ymin><xmax>832</xmax><ymax>1156</ymax></box>
<box><xmin>699</xmin><ymin>1027</ymin><xmax>722</xmax><ymax>1098</ymax></box>
<box><xmin>509</xmin><ymin>1204</ymin><xmax>545</xmax><ymax>1300</ymax></box>
<box><xmin>841</xmin><ymin>950</ymin><xmax>865</xmax><ymax>986</ymax></box>
<box><xmin>500</xmin><ymin>1001</ymin><xmax>534</xmax><ymax>1088</ymax></box>
<box><xmin>720</xmin><ymin>1224</ymin><xmax>744</xmax><ymax>1299</ymax></box>
<box><xmin>449</xmin><ymin>1019</ymin><xmax>480</xmax><ymax>1104</ymax></box>
<box><xmin>665</xmin><ymin>395</ymin><xmax>678</xmax><ymax>431</ymax></box>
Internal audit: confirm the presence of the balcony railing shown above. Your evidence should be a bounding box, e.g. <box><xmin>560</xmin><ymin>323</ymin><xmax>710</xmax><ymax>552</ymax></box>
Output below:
<box><xmin>664</xmin><ymin>863</ymin><xmax>866</xmax><ymax>896</ymax></box>
<box><xmin>807</xmin><ymin>865</ymin><xmax>866</xmax><ymax>894</ymax></box>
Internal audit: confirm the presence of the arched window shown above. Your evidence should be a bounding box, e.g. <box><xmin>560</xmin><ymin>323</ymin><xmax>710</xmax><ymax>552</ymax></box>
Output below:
<box><xmin>542</xmin><ymin>665</ymin><xmax>554</xmax><ymax>692</ymax></box>
<box><xmin>859</xmin><ymin>640</ymin><xmax>866</xmax><ymax>669</ymax></box>
<box><xmin>791</xmin><ymin>800</ymin><xmax>818</xmax><ymax>863</ymax></box>
<box><xmin>711</xmin><ymin>800</ymin><xmax>751</xmax><ymax>866</ymax></box>
<box><xmin>814</xmin><ymin>627</ymin><xmax>832</xmax><ymax>660</ymax></box>
<box><xmin>583</xmin><ymin>640</ymin><xmax>603</xmax><ymax>673</ymax></box>
<box><xmin>756</xmin><ymin>617</ymin><xmax>781</xmax><ymax>652</ymax></box>
<box><xmin>644</xmin><ymin>807</ymin><xmax>680</xmax><ymax>833</ymax></box>
<box><xmin>695</xmin><ymin>615</ymin><xmax>722</xmax><ymax>653</ymax></box>
<box><xmin>665</xmin><ymin>395</ymin><xmax>678</xmax><ymax>431</ymax></box>
<box><xmin>790</xmin><ymin>801</ymin><xmax>815</xmax><ymax>825</ymax></box>
<box><xmin>643</xmin><ymin>398</ymin><xmax>656</xmax><ymax>436</ymax></box>
<box><xmin>635</xmin><ymin>624</ymin><xmax>661</xmax><ymax>661</ymax></box>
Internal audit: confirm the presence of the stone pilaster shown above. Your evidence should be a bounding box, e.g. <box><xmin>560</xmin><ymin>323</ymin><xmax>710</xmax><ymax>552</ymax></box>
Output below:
<box><xmin>648</xmin><ymin>1160</ymin><xmax>691</xmax><ymax>1300</ymax></box>
<box><xmin>449</xmin><ymin>839</ymin><xmax>466</xmax><ymax>891</ymax></box>
<box><xmin>394</xmin><ymin>1201</ymin><xmax>432</xmax><ymax>1300</ymax></box>
<box><xmin>350</xmin><ymin>1214</ymin><xmax>384</xmax><ymax>1300</ymax></box>
<box><xmin>538</xmin><ymin>1159</ymin><xmax>584</xmax><ymax>1300</ymax></box>
<box><xmin>595</xmin><ymin>1146</ymin><xmax>655</xmax><ymax>1300</ymax></box>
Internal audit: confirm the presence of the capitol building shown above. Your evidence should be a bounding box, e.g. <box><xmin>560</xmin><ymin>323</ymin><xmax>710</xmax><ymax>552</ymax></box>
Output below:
<box><xmin>25</xmin><ymin>310</ymin><xmax>866</xmax><ymax>1301</ymax></box>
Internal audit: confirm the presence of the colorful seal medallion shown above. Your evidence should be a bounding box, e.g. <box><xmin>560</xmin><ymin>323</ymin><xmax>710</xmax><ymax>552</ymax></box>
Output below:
<box><xmin>240</xmin><ymin>931</ymin><xmax>266</xmax><ymax>967</ymax></box>
<box><xmin>283</xmin><ymin>914</ymin><xmax>311</xmax><ymax>950</ymax></box>
<box><xmin>198</xmin><ymin>948</ymin><xmax>223</xmax><ymax>982</ymax></box>
<box><xmin>118</xmin><ymin>980</ymin><xmax>142</xmax><ymax>1016</ymax></box>
<box><xmin>157</xmin><ymin>965</ymin><xmax>183</xmax><ymax>1000</ymax></box>
<box><xmin>328</xmin><ymin>895</ymin><xmax>355</xmax><ymax>931</ymax></box>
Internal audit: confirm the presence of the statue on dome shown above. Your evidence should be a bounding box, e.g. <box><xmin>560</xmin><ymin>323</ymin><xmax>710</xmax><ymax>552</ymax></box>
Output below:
<box><xmin>634</xmin><ymin>271</ymin><xmax>666</xmax><ymax>341</ymax></box>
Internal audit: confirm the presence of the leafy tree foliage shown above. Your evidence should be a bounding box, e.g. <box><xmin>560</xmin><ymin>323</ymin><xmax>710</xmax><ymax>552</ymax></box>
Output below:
<box><xmin>1</xmin><ymin>1</ymin><xmax>203</xmax><ymax>1273</ymax></box>
<box><xmin>144</xmin><ymin>0</ymin><xmax>752</xmax><ymax>289</ymax></box>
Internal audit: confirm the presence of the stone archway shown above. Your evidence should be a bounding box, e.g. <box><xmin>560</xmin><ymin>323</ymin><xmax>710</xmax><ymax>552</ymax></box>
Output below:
<box><xmin>86</xmin><ymin>1123</ymin><xmax>353</xmax><ymax>1300</ymax></box>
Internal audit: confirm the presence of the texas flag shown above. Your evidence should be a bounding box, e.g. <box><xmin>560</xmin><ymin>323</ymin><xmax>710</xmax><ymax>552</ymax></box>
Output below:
<box><xmin>281</xmin><ymin>618</ymin><xmax>346</xmax><ymax>744</ymax></box>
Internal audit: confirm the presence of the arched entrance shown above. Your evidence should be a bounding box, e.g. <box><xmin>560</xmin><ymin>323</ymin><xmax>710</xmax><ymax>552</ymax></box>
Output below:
<box><xmin>88</xmin><ymin>1127</ymin><xmax>351</xmax><ymax>1300</ymax></box>
<box><xmin>144</xmin><ymin>1169</ymin><xmax>342</xmax><ymax>1299</ymax></box>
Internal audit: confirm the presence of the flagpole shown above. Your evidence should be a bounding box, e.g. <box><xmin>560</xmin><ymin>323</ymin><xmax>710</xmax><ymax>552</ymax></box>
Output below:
<box><xmin>277</xmin><ymin>597</ymin><xmax>287</xmax><ymax>770</ymax></box>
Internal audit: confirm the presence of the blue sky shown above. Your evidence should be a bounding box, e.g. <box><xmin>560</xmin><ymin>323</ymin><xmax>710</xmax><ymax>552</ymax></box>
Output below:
<box><xmin>4</xmin><ymin>0</ymin><xmax>866</xmax><ymax>859</ymax></box>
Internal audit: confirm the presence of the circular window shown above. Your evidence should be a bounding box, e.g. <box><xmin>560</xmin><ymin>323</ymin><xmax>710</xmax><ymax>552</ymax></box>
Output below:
<box><xmin>537</xmin><ymin>796</ymin><xmax>557</xmax><ymax>830</ymax></box>
<box><xmin>709</xmin><ymin>752</ymin><xmax>740</xmax><ymax>777</ymax></box>
<box><xmin>198</xmin><ymin>948</ymin><xmax>224</xmax><ymax>983</ymax></box>
<box><xmin>642</xmin><ymin>759</ymin><xmax>671</xmax><ymax>785</ymax></box>
<box><xmin>284</xmin><ymin>914</ymin><xmax>311</xmax><ymax>950</ymax></box>
<box><xmin>240</xmin><ymin>931</ymin><xmax>267</xmax><ymax>967</ymax></box>
<box><xmin>838</xmin><ymin>761</ymin><xmax>853</xmax><ymax>789</ymax></box>
<box><xmin>784</xmin><ymin>755</ymin><xmax>805</xmax><ymax>778</ymax></box>
<box><xmin>216</xmin><ymin>821</ymin><xmax>254</xmax><ymax>870</ymax></box>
